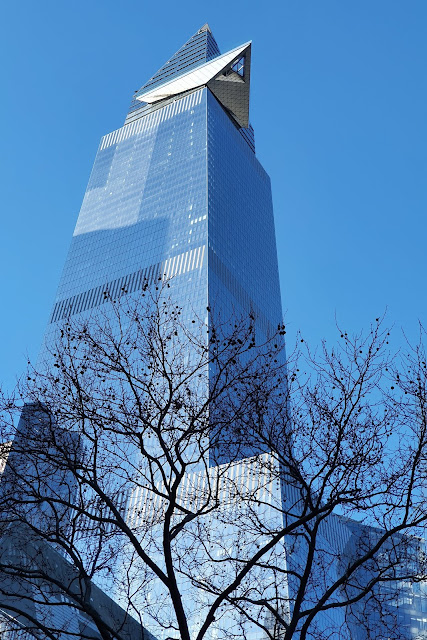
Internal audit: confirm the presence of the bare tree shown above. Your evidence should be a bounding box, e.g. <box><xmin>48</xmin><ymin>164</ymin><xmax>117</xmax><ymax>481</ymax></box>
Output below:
<box><xmin>1</xmin><ymin>287</ymin><xmax>427</xmax><ymax>640</ymax></box>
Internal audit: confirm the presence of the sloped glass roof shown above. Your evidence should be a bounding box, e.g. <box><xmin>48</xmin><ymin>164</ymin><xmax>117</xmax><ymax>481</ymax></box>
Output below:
<box><xmin>137</xmin><ymin>25</ymin><xmax>220</xmax><ymax>97</ymax></box>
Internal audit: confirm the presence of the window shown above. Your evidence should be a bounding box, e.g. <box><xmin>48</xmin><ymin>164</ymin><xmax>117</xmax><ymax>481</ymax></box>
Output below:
<box><xmin>232</xmin><ymin>56</ymin><xmax>245</xmax><ymax>77</ymax></box>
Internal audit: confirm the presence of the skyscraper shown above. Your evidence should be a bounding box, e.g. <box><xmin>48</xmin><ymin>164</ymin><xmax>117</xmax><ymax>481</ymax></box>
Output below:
<box><xmin>16</xmin><ymin>24</ymin><xmax>287</xmax><ymax>639</ymax></box>
<box><xmin>3</xmin><ymin>23</ymin><xmax>426</xmax><ymax>640</ymax></box>
<box><xmin>46</xmin><ymin>24</ymin><xmax>282</xmax><ymax>356</ymax></box>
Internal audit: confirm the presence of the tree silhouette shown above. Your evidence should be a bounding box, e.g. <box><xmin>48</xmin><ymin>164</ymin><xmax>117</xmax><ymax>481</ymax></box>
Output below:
<box><xmin>1</xmin><ymin>288</ymin><xmax>427</xmax><ymax>640</ymax></box>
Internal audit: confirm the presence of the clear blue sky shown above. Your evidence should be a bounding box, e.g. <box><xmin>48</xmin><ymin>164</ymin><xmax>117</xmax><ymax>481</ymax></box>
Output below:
<box><xmin>1</xmin><ymin>1</ymin><xmax>426</xmax><ymax>392</ymax></box>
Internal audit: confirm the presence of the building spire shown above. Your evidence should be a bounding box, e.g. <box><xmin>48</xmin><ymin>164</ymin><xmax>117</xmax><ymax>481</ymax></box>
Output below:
<box><xmin>136</xmin><ymin>41</ymin><xmax>252</xmax><ymax>128</ymax></box>
<box><xmin>126</xmin><ymin>27</ymin><xmax>252</xmax><ymax>131</ymax></box>
<box><xmin>137</xmin><ymin>27</ymin><xmax>220</xmax><ymax>96</ymax></box>
<box><xmin>126</xmin><ymin>26</ymin><xmax>221</xmax><ymax>122</ymax></box>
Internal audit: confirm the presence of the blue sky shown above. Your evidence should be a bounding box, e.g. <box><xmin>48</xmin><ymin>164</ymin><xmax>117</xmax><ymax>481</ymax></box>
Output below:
<box><xmin>1</xmin><ymin>1</ymin><xmax>426</xmax><ymax>392</ymax></box>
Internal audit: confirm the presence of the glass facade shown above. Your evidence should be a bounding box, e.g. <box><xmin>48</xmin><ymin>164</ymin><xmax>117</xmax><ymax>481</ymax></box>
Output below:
<box><xmin>44</xmin><ymin>68</ymin><xmax>281</xmax><ymax>348</ymax></box>
<box><xmin>207</xmin><ymin>88</ymin><xmax>282</xmax><ymax>338</ymax></box>
<box><xmin>30</xmin><ymin>23</ymin><xmax>427</xmax><ymax>640</ymax></box>
<box><xmin>47</xmin><ymin>88</ymin><xmax>208</xmax><ymax>334</ymax></box>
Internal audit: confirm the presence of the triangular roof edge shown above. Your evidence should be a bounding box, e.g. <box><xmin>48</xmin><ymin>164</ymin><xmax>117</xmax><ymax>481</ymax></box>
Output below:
<box><xmin>136</xmin><ymin>41</ymin><xmax>251</xmax><ymax>104</ymax></box>
<box><xmin>134</xmin><ymin>26</ymin><xmax>221</xmax><ymax>99</ymax></box>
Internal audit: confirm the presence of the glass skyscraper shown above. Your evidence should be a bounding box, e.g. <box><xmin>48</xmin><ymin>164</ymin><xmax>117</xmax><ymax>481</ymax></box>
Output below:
<box><xmin>37</xmin><ymin>24</ymin><xmax>287</xmax><ymax>640</ymax></box>
<box><xmin>5</xmin><ymin>23</ymin><xmax>427</xmax><ymax>640</ymax></box>
<box><xmin>46</xmin><ymin>24</ymin><xmax>282</xmax><ymax>354</ymax></box>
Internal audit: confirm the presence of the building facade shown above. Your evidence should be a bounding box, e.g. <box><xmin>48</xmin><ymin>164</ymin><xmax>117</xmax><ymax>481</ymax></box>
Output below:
<box><xmin>2</xmin><ymin>23</ymin><xmax>427</xmax><ymax>640</ymax></box>
<box><xmin>0</xmin><ymin>405</ymin><xmax>155</xmax><ymax>640</ymax></box>
<box><xmin>44</xmin><ymin>24</ymin><xmax>282</xmax><ymax>363</ymax></box>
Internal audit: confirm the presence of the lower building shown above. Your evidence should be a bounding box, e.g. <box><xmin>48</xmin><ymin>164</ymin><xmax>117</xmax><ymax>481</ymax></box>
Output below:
<box><xmin>0</xmin><ymin>405</ymin><xmax>155</xmax><ymax>640</ymax></box>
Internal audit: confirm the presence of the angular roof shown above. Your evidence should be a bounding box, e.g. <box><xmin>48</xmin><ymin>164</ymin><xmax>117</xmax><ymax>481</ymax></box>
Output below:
<box><xmin>127</xmin><ymin>26</ymin><xmax>252</xmax><ymax>130</ymax></box>
<box><xmin>136</xmin><ymin>40</ymin><xmax>252</xmax><ymax>128</ymax></box>
<box><xmin>206</xmin><ymin>43</ymin><xmax>251</xmax><ymax>129</ymax></box>
<box><xmin>136</xmin><ymin>24</ymin><xmax>221</xmax><ymax>97</ymax></box>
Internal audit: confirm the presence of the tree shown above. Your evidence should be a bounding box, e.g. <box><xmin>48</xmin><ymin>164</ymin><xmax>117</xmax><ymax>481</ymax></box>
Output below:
<box><xmin>1</xmin><ymin>286</ymin><xmax>427</xmax><ymax>640</ymax></box>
